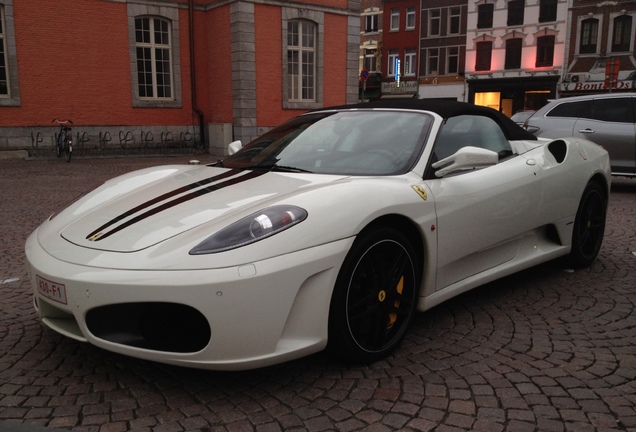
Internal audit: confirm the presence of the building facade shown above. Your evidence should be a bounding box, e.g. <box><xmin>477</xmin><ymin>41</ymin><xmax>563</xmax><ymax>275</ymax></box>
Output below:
<box><xmin>381</xmin><ymin>0</ymin><xmax>420</xmax><ymax>98</ymax></box>
<box><xmin>562</xmin><ymin>0</ymin><xmax>636</xmax><ymax>96</ymax></box>
<box><xmin>0</xmin><ymin>0</ymin><xmax>360</xmax><ymax>156</ymax></box>
<box><xmin>465</xmin><ymin>0</ymin><xmax>567</xmax><ymax>116</ymax></box>
<box><xmin>418</xmin><ymin>0</ymin><xmax>468</xmax><ymax>100</ymax></box>
<box><xmin>360</xmin><ymin>0</ymin><xmax>384</xmax><ymax>73</ymax></box>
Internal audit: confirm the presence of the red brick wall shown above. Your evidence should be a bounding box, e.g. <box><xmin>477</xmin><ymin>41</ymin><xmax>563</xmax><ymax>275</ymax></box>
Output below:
<box><xmin>199</xmin><ymin>5</ymin><xmax>233</xmax><ymax>124</ymax></box>
<box><xmin>2</xmin><ymin>0</ymin><xmax>353</xmax><ymax>138</ymax></box>
<box><xmin>255</xmin><ymin>4</ymin><xmax>284</xmax><ymax>126</ymax></box>
<box><xmin>5</xmin><ymin>0</ymin><xmax>195</xmax><ymax>127</ymax></box>
<box><xmin>324</xmin><ymin>13</ymin><xmax>347</xmax><ymax>106</ymax></box>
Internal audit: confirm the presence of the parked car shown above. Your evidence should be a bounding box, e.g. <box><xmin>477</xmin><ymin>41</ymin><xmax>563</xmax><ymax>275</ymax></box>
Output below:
<box><xmin>510</xmin><ymin>110</ymin><xmax>535</xmax><ymax>126</ymax></box>
<box><xmin>523</xmin><ymin>93</ymin><xmax>636</xmax><ymax>177</ymax></box>
<box><xmin>25</xmin><ymin>99</ymin><xmax>610</xmax><ymax>371</ymax></box>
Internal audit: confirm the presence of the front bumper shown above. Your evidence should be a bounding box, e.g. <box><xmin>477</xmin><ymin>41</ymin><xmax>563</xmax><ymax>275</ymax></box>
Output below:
<box><xmin>25</xmin><ymin>230</ymin><xmax>353</xmax><ymax>370</ymax></box>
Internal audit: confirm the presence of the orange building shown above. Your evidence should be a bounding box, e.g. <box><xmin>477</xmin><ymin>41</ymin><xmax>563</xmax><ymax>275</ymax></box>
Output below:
<box><xmin>0</xmin><ymin>0</ymin><xmax>359</xmax><ymax>156</ymax></box>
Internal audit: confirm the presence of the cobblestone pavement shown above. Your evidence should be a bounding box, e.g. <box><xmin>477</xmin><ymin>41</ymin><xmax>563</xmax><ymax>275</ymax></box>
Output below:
<box><xmin>1</xmin><ymin>156</ymin><xmax>635</xmax><ymax>432</ymax></box>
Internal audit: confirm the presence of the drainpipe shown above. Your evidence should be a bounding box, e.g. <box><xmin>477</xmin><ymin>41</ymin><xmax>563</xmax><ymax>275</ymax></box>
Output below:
<box><xmin>189</xmin><ymin>0</ymin><xmax>205</xmax><ymax>149</ymax></box>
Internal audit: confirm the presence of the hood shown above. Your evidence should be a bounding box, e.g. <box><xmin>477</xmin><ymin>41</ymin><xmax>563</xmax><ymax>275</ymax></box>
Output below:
<box><xmin>59</xmin><ymin>166</ymin><xmax>346</xmax><ymax>253</ymax></box>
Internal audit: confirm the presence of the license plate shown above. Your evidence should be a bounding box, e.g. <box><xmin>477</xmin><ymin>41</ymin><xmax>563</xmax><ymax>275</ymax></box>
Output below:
<box><xmin>35</xmin><ymin>275</ymin><xmax>68</xmax><ymax>305</ymax></box>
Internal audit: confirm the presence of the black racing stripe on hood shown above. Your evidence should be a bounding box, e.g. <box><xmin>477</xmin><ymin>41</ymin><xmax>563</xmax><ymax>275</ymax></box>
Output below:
<box><xmin>86</xmin><ymin>169</ymin><xmax>263</xmax><ymax>242</ymax></box>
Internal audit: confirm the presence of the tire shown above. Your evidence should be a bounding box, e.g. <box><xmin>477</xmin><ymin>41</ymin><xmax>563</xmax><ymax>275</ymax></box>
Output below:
<box><xmin>567</xmin><ymin>181</ymin><xmax>606</xmax><ymax>268</ymax></box>
<box><xmin>56</xmin><ymin>132</ymin><xmax>65</xmax><ymax>158</ymax></box>
<box><xmin>328</xmin><ymin>226</ymin><xmax>421</xmax><ymax>363</ymax></box>
<box><xmin>65</xmin><ymin>141</ymin><xmax>72</xmax><ymax>162</ymax></box>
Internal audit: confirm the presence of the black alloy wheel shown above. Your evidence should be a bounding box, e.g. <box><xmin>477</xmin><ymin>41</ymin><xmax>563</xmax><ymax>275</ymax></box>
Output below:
<box><xmin>568</xmin><ymin>181</ymin><xmax>606</xmax><ymax>268</ymax></box>
<box><xmin>328</xmin><ymin>226</ymin><xmax>420</xmax><ymax>363</ymax></box>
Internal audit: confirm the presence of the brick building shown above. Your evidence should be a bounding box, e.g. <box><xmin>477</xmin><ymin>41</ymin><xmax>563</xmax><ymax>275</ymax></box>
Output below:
<box><xmin>561</xmin><ymin>0</ymin><xmax>636</xmax><ymax>96</ymax></box>
<box><xmin>380</xmin><ymin>0</ymin><xmax>419</xmax><ymax>98</ymax></box>
<box><xmin>0</xmin><ymin>0</ymin><xmax>360</xmax><ymax>156</ymax></box>
<box><xmin>418</xmin><ymin>0</ymin><xmax>468</xmax><ymax>101</ymax></box>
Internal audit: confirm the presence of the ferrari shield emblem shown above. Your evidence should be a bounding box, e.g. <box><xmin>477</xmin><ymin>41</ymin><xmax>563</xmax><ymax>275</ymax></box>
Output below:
<box><xmin>412</xmin><ymin>185</ymin><xmax>427</xmax><ymax>201</ymax></box>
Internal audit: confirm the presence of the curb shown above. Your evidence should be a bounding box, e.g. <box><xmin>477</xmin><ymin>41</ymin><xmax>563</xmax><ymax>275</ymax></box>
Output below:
<box><xmin>0</xmin><ymin>150</ymin><xmax>29</xmax><ymax>160</ymax></box>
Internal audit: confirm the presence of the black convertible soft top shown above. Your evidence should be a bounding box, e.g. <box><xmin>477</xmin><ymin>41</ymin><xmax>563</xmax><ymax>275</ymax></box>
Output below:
<box><xmin>320</xmin><ymin>98</ymin><xmax>538</xmax><ymax>141</ymax></box>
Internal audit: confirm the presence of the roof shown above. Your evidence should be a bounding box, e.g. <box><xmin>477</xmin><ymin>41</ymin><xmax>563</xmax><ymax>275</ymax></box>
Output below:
<box><xmin>321</xmin><ymin>98</ymin><xmax>538</xmax><ymax>141</ymax></box>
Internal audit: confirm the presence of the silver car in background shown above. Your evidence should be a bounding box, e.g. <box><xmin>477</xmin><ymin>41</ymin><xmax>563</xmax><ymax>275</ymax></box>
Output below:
<box><xmin>524</xmin><ymin>93</ymin><xmax>636</xmax><ymax>177</ymax></box>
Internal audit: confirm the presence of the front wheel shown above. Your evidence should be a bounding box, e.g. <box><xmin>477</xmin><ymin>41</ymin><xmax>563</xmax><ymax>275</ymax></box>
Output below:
<box><xmin>328</xmin><ymin>226</ymin><xmax>421</xmax><ymax>363</ymax></box>
<box><xmin>567</xmin><ymin>181</ymin><xmax>606</xmax><ymax>268</ymax></box>
<box><xmin>65</xmin><ymin>139</ymin><xmax>72</xmax><ymax>162</ymax></box>
<box><xmin>56</xmin><ymin>132</ymin><xmax>65</xmax><ymax>158</ymax></box>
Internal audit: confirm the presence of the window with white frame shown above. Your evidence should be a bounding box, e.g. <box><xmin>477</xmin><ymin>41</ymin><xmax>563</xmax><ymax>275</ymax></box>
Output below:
<box><xmin>388</xmin><ymin>49</ymin><xmax>399</xmax><ymax>76</ymax></box>
<box><xmin>428</xmin><ymin>48</ymin><xmax>439</xmax><ymax>75</ymax></box>
<box><xmin>364</xmin><ymin>49</ymin><xmax>377</xmax><ymax>72</ymax></box>
<box><xmin>449</xmin><ymin>7</ymin><xmax>461</xmax><ymax>35</ymax></box>
<box><xmin>406</xmin><ymin>7</ymin><xmax>416</xmax><ymax>30</ymax></box>
<box><xmin>287</xmin><ymin>19</ymin><xmax>317</xmax><ymax>102</ymax></box>
<box><xmin>429</xmin><ymin>9</ymin><xmax>441</xmax><ymax>36</ymax></box>
<box><xmin>447</xmin><ymin>46</ymin><xmax>459</xmax><ymax>74</ymax></box>
<box><xmin>404</xmin><ymin>49</ymin><xmax>416</xmax><ymax>76</ymax></box>
<box><xmin>390</xmin><ymin>9</ymin><xmax>400</xmax><ymax>31</ymax></box>
<box><xmin>128</xmin><ymin>4</ymin><xmax>181</xmax><ymax>108</ymax></box>
<box><xmin>365</xmin><ymin>14</ymin><xmax>379</xmax><ymax>33</ymax></box>
<box><xmin>283</xmin><ymin>8</ymin><xmax>323</xmax><ymax>110</ymax></box>
<box><xmin>135</xmin><ymin>17</ymin><xmax>173</xmax><ymax>100</ymax></box>
<box><xmin>0</xmin><ymin>6</ymin><xmax>8</xmax><ymax>97</ymax></box>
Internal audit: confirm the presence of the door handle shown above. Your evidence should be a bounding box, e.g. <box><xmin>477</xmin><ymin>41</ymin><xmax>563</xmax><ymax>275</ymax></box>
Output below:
<box><xmin>578</xmin><ymin>128</ymin><xmax>595</xmax><ymax>134</ymax></box>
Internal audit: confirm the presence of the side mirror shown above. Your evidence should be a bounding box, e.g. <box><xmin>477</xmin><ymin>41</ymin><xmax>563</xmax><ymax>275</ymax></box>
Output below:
<box><xmin>432</xmin><ymin>146</ymin><xmax>499</xmax><ymax>178</ymax></box>
<box><xmin>228</xmin><ymin>140</ymin><xmax>243</xmax><ymax>155</ymax></box>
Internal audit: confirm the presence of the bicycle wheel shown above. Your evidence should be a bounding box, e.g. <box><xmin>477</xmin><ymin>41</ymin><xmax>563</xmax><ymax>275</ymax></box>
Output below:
<box><xmin>65</xmin><ymin>139</ymin><xmax>72</xmax><ymax>162</ymax></box>
<box><xmin>56</xmin><ymin>132</ymin><xmax>65</xmax><ymax>158</ymax></box>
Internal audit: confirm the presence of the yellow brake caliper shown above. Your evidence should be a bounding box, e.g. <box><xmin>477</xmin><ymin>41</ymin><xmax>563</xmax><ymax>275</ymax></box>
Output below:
<box><xmin>387</xmin><ymin>276</ymin><xmax>404</xmax><ymax>329</ymax></box>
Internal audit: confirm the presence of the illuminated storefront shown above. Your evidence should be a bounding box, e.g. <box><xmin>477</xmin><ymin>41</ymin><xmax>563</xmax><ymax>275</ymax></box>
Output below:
<box><xmin>468</xmin><ymin>76</ymin><xmax>558</xmax><ymax>116</ymax></box>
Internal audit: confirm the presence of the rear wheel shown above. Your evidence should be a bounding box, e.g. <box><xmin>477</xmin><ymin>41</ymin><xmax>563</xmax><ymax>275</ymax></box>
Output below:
<box><xmin>328</xmin><ymin>226</ymin><xmax>421</xmax><ymax>363</ymax></box>
<box><xmin>568</xmin><ymin>181</ymin><xmax>606</xmax><ymax>268</ymax></box>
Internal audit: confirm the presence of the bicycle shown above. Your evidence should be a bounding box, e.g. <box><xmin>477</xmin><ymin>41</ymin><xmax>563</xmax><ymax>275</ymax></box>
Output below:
<box><xmin>52</xmin><ymin>118</ymin><xmax>73</xmax><ymax>162</ymax></box>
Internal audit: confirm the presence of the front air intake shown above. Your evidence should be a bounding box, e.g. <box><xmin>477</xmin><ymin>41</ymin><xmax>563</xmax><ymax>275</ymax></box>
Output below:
<box><xmin>86</xmin><ymin>302</ymin><xmax>211</xmax><ymax>353</ymax></box>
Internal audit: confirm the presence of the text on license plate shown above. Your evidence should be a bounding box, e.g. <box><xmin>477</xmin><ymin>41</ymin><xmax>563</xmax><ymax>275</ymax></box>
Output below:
<box><xmin>36</xmin><ymin>275</ymin><xmax>68</xmax><ymax>305</ymax></box>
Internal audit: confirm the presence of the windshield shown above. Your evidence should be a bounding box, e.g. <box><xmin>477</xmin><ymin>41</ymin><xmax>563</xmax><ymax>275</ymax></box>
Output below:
<box><xmin>221</xmin><ymin>110</ymin><xmax>432</xmax><ymax>175</ymax></box>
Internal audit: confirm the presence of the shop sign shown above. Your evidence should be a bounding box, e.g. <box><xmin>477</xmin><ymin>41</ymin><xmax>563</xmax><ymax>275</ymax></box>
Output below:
<box><xmin>381</xmin><ymin>81</ymin><xmax>418</xmax><ymax>95</ymax></box>
<box><xmin>560</xmin><ymin>80</ymin><xmax>633</xmax><ymax>92</ymax></box>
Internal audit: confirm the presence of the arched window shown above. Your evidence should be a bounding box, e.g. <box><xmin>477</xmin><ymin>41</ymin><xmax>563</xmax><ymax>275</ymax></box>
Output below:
<box><xmin>579</xmin><ymin>18</ymin><xmax>599</xmax><ymax>54</ymax></box>
<box><xmin>612</xmin><ymin>15</ymin><xmax>632</xmax><ymax>52</ymax></box>
<box><xmin>135</xmin><ymin>17</ymin><xmax>173</xmax><ymax>100</ymax></box>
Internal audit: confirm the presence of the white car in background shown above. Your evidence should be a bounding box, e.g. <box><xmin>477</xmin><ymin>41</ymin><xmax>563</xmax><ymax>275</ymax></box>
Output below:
<box><xmin>26</xmin><ymin>99</ymin><xmax>611</xmax><ymax>370</ymax></box>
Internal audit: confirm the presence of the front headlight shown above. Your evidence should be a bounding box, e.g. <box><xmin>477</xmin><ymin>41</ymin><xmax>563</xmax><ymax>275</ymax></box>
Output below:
<box><xmin>189</xmin><ymin>205</ymin><xmax>308</xmax><ymax>255</ymax></box>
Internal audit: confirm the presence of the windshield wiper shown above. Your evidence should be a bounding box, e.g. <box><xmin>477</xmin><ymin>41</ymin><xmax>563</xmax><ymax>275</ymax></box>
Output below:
<box><xmin>247</xmin><ymin>163</ymin><xmax>313</xmax><ymax>173</ymax></box>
